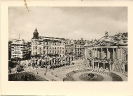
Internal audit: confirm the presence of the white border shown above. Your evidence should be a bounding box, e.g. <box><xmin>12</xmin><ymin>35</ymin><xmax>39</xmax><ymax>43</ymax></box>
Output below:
<box><xmin>1</xmin><ymin>1</ymin><xmax>133</xmax><ymax>96</ymax></box>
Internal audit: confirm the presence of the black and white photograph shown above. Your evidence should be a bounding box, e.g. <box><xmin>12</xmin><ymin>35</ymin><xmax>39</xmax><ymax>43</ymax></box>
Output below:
<box><xmin>8</xmin><ymin>7</ymin><xmax>128</xmax><ymax>81</ymax></box>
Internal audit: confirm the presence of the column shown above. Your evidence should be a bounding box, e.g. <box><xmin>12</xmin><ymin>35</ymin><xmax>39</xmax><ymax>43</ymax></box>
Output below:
<box><xmin>96</xmin><ymin>48</ymin><xmax>98</xmax><ymax>58</ymax></box>
<box><xmin>98</xmin><ymin>62</ymin><xmax>99</xmax><ymax>68</ymax></box>
<box><xmin>109</xmin><ymin>64</ymin><xmax>111</xmax><ymax>71</ymax></box>
<box><xmin>95</xmin><ymin>48</ymin><xmax>96</xmax><ymax>58</ymax></box>
<box><xmin>119</xmin><ymin>48</ymin><xmax>121</xmax><ymax>60</ymax></box>
<box><xmin>121</xmin><ymin>48</ymin><xmax>123</xmax><ymax>61</ymax></box>
<box><xmin>113</xmin><ymin>48</ymin><xmax>114</xmax><ymax>59</ymax></box>
<box><xmin>91</xmin><ymin>48</ymin><xmax>93</xmax><ymax>58</ymax></box>
<box><xmin>123</xmin><ymin>48</ymin><xmax>125</xmax><ymax>61</ymax></box>
<box><xmin>107</xmin><ymin>48</ymin><xmax>108</xmax><ymax>59</ymax></box>
<box><xmin>95</xmin><ymin>48</ymin><xmax>97</xmax><ymax>58</ymax></box>
<box><xmin>101</xmin><ymin>48</ymin><xmax>102</xmax><ymax>59</ymax></box>
<box><xmin>93</xmin><ymin>48</ymin><xmax>95</xmax><ymax>58</ymax></box>
<box><xmin>103</xmin><ymin>63</ymin><xmax>105</xmax><ymax>69</ymax></box>
<box><xmin>91</xmin><ymin>59</ymin><xmax>94</xmax><ymax>69</ymax></box>
<box><xmin>123</xmin><ymin>64</ymin><xmax>125</xmax><ymax>72</ymax></box>
<box><xmin>97</xmin><ymin>48</ymin><xmax>99</xmax><ymax>58</ymax></box>
<box><xmin>116</xmin><ymin>48</ymin><xmax>119</xmax><ymax>60</ymax></box>
<box><xmin>92</xmin><ymin>48</ymin><xmax>94</xmax><ymax>68</ymax></box>
<box><xmin>115</xmin><ymin>48</ymin><xmax>117</xmax><ymax>60</ymax></box>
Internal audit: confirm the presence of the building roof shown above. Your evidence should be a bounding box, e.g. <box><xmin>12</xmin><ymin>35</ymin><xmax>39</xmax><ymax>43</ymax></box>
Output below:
<box><xmin>11</xmin><ymin>39</ymin><xmax>27</xmax><ymax>45</ymax></box>
<box><xmin>86</xmin><ymin>32</ymin><xmax>128</xmax><ymax>47</ymax></box>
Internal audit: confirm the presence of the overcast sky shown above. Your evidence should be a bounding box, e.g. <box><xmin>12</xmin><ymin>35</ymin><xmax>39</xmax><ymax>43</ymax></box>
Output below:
<box><xmin>9</xmin><ymin>7</ymin><xmax>127</xmax><ymax>41</ymax></box>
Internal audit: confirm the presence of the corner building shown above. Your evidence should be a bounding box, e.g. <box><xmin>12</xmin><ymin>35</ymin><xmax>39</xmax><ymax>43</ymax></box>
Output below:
<box><xmin>31</xmin><ymin>28</ymin><xmax>65</xmax><ymax>58</ymax></box>
<box><xmin>11</xmin><ymin>39</ymin><xmax>28</xmax><ymax>59</ymax></box>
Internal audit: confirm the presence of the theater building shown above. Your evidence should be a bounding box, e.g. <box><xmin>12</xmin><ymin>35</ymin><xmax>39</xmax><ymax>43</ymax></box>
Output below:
<box><xmin>84</xmin><ymin>32</ymin><xmax>128</xmax><ymax>73</ymax></box>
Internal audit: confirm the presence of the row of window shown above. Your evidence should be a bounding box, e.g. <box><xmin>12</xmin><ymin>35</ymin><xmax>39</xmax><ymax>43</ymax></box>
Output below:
<box><xmin>11</xmin><ymin>44</ymin><xmax>27</xmax><ymax>46</ymax></box>
<box><xmin>33</xmin><ymin>46</ymin><xmax>65</xmax><ymax>50</ymax></box>
<box><xmin>32</xmin><ymin>52</ymin><xmax>65</xmax><ymax>57</ymax></box>
<box><xmin>11</xmin><ymin>46</ymin><xmax>27</xmax><ymax>48</ymax></box>
<box><xmin>12</xmin><ymin>52</ymin><xmax>27</xmax><ymax>54</ymax></box>
<box><xmin>33</xmin><ymin>51</ymin><xmax>65</xmax><ymax>54</ymax></box>
<box><xmin>33</xmin><ymin>41</ymin><xmax>65</xmax><ymax>45</ymax></box>
<box><xmin>11</xmin><ymin>55</ymin><xmax>22</xmax><ymax>57</ymax></box>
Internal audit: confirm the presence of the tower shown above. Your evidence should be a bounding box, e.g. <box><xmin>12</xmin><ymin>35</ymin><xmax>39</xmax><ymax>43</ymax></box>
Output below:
<box><xmin>33</xmin><ymin>28</ymin><xmax>39</xmax><ymax>39</ymax></box>
<box><xmin>31</xmin><ymin>28</ymin><xmax>39</xmax><ymax>56</ymax></box>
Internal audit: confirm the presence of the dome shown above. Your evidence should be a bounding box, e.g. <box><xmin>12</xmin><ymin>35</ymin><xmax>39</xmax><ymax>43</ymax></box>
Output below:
<box><xmin>94</xmin><ymin>32</ymin><xmax>118</xmax><ymax>46</ymax></box>
<box><xmin>98</xmin><ymin>32</ymin><xmax>115</xmax><ymax>43</ymax></box>
<box><xmin>99</xmin><ymin>36</ymin><xmax>115</xmax><ymax>43</ymax></box>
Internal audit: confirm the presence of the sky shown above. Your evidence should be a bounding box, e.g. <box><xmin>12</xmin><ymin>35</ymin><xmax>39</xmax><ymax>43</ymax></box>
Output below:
<box><xmin>8</xmin><ymin>7</ymin><xmax>127</xmax><ymax>41</ymax></box>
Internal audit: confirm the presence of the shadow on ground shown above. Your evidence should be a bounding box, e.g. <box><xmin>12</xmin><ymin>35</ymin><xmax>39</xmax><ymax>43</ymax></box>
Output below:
<box><xmin>9</xmin><ymin>72</ymin><xmax>48</xmax><ymax>81</ymax></box>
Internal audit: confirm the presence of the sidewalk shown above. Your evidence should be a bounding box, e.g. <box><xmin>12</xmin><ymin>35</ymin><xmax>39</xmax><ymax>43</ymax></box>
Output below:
<box><xmin>27</xmin><ymin>68</ymin><xmax>63</xmax><ymax>81</ymax></box>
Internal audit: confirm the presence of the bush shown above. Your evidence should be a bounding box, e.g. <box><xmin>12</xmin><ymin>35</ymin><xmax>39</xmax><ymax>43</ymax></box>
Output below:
<box><xmin>8</xmin><ymin>72</ymin><xmax>48</xmax><ymax>81</ymax></box>
<box><xmin>8</xmin><ymin>60</ymin><xmax>18</xmax><ymax>68</ymax></box>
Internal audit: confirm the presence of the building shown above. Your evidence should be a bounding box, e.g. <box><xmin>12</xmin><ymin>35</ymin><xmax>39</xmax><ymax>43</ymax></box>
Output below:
<box><xmin>74</xmin><ymin>38</ymin><xmax>86</xmax><ymax>60</ymax></box>
<box><xmin>65</xmin><ymin>39</ymin><xmax>75</xmax><ymax>63</ymax></box>
<box><xmin>11</xmin><ymin>39</ymin><xmax>29</xmax><ymax>59</ymax></box>
<box><xmin>31</xmin><ymin>28</ymin><xmax>66</xmax><ymax>66</ymax></box>
<box><xmin>31</xmin><ymin>28</ymin><xmax>65</xmax><ymax>57</ymax></box>
<box><xmin>84</xmin><ymin>32</ymin><xmax>128</xmax><ymax>73</ymax></box>
<box><xmin>27</xmin><ymin>41</ymin><xmax>32</xmax><ymax>59</ymax></box>
<box><xmin>65</xmin><ymin>38</ymin><xmax>87</xmax><ymax>63</ymax></box>
<box><xmin>8</xmin><ymin>40</ymin><xmax>12</xmax><ymax>60</ymax></box>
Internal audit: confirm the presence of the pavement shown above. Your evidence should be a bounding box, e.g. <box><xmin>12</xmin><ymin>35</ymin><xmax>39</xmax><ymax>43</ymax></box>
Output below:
<box><xmin>23</xmin><ymin>64</ymin><xmax>87</xmax><ymax>81</ymax></box>
<box><xmin>10</xmin><ymin>61</ymin><xmax>127</xmax><ymax>81</ymax></box>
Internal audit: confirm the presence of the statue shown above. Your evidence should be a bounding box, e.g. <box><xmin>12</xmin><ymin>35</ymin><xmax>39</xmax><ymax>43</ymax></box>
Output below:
<box><xmin>105</xmin><ymin>31</ymin><xmax>108</xmax><ymax>37</ymax></box>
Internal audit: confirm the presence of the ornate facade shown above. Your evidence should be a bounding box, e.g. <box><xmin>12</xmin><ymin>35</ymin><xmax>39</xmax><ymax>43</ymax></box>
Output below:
<box><xmin>74</xmin><ymin>38</ymin><xmax>86</xmax><ymax>60</ymax></box>
<box><xmin>31</xmin><ymin>28</ymin><xmax>65</xmax><ymax>58</ymax></box>
<box><xmin>84</xmin><ymin>32</ymin><xmax>128</xmax><ymax>73</ymax></box>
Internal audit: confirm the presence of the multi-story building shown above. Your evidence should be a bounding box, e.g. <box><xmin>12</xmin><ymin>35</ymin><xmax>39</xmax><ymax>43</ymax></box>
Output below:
<box><xmin>84</xmin><ymin>32</ymin><xmax>128</xmax><ymax>73</ymax></box>
<box><xmin>65</xmin><ymin>39</ymin><xmax>75</xmax><ymax>63</ymax></box>
<box><xmin>8</xmin><ymin>40</ymin><xmax>12</xmax><ymax>60</ymax></box>
<box><xmin>65</xmin><ymin>38</ymin><xmax>87</xmax><ymax>62</ymax></box>
<box><xmin>74</xmin><ymin>38</ymin><xmax>86</xmax><ymax>60</ymax></box>
<box><xmin>26</xmin><ymin>41</ymin><xmax>32</xmax><ymax>59</ymax></box>
<box><xmin>31</xmin><ymin>28</ymin><xmax>65</xmax><ymax>57</ymax></box>
<box><xmin>11</xmin><ymin>39</ymin><xmax>29</xmax><ymax>59</ymax></box>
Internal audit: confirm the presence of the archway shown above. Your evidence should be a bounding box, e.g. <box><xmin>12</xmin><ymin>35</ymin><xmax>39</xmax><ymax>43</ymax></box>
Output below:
<box><xmin>105</xmin><ymin>63</ymin><xmax>110</xmax><ymax>70</ymax></box>
<box><xmin>125</xmin><ymin>64</ymin><xmax>128</xmax><ymax>72</ymax></box>
<box><xmin>99</xmin><ymin>63</ymin><xmax>103</xmax><ymax>68</ymax></box>
<box><xmin>94</xmin><ymin>62</ymin><xmax>98</xmax><ymax>68</ymax></box>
